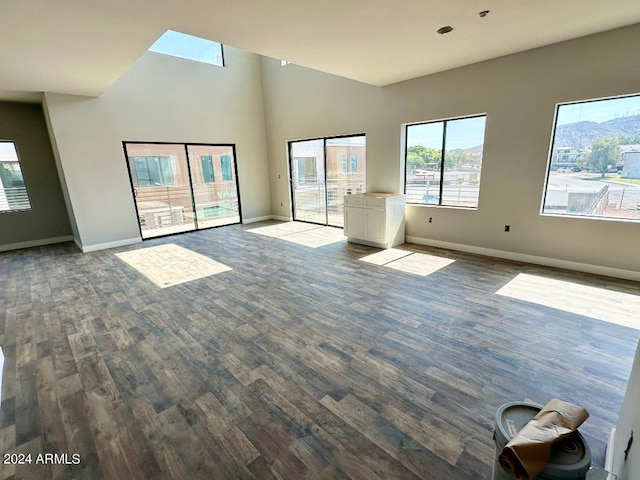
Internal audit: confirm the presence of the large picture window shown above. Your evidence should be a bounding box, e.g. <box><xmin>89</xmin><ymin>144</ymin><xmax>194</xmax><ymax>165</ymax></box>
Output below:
<box><xmin>405</xmin><ymin>115</ymin><xmax>486</xmax><ymax>208</ymax></box>
<box><xmin>542</xmin><ymin>94</ymin><xmax>640</xmax><ymax>221</ymax></box>
<box><xmin>0</xmin><ymin>141</ymin><xmax>31</xmax><ymax>212</ymax></box>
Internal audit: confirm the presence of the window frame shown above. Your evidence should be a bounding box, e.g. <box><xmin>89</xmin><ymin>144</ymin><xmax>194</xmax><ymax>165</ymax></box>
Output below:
<box><xmin>541</xmin><ymin>93</ymin><xmax>640</xmax><ymax>222</ymax></box>
<box><xmin>287</xmin><ymin>133</ymin><xmax>366</xmax><ymax>227</ymax></box>
<box><xmin>404</xmin><ymin>113</ymin><xmax>486</xmax><ymax>209</ymax></box>
<box><xmin>0</xmin><ymin>140</ymin><xmax>32</xmax><ymax>213</ymax></box>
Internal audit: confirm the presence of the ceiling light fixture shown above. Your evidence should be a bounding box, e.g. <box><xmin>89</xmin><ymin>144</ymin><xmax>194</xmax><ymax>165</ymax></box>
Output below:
<box><xmin>437</xmin><ymin>25</ymin><xmax>454</xmax><ymax>35</ymax></box>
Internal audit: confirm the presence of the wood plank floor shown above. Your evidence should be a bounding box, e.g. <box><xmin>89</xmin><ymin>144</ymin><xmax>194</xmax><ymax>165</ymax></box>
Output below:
<box><xmin>1</xmin><ymin>220</ymin><xmax>639</xmax><ymax>479</ymax></box>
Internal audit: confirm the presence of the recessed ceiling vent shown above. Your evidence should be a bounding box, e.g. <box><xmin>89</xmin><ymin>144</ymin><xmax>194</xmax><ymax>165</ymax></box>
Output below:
<box><xmin>437</xmin><ymin>26</ymin><xmax>454</xmax><ymax>35</ymax></box>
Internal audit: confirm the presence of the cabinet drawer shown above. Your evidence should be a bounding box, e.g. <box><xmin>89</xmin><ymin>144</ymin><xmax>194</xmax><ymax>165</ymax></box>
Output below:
<box><xmin>344</xmin><ymin>195</ymin><xmax>365</xmax><ymax>207</ymax></box>
<box><xmin>364</xmin><ymin>196</ymin><xmax>385</xmax><ymax>209</ymax></box>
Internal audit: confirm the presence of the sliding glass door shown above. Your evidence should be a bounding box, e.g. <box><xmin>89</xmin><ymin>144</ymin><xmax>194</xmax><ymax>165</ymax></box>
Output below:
<box><xmin>290</xmin><ymin>139</ymin><xmax>326</xmax><ymax>225</ymax></box>
<box><xmin>186</xmin><ymin>145</ymin><xmax>240</xmax><ymax>229</ymax></box>
<box><xmin>124</xmin><ymin>142</ymin><xmax>241</xmax><ymax>239</ymax></box>
<box><xmin>289</xmin><ymin>134</ymin><xmax>366</xmax><ymax>227</ymax></box>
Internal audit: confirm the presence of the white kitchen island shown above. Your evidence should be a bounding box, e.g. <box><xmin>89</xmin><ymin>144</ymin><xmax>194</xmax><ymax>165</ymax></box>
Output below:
<box><xmin>343</xmin><ymin>193</ymin><xmax>405</xmax><ymax>248</ymax></box>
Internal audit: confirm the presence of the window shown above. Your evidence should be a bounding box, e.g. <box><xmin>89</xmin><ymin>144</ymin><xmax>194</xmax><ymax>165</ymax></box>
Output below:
<box><xmin>294</xmin><ymin>157</ymin><xmax>318</xmax><ymax>184</ymax></box>
<box><xmin>148</xmin><ymin>30</ymin><xmax>224</xmax><ymax>67</ymax></box>
<box><xmin>542</xmin><ymin>94</ymin><xmax>640</xmax><ymax>220</ymax></box>
<box><xmin>221</xmin><ymin>155</ymin><xmax>233</xmax><ymax>181</ymax></box>
<box><xmin>342</xmin><ymin>154</ymin><xmax>358</xmax><ymax>172</ymax></box>
<box><xmin>132</xmin><ymin>156</ymin><xmax>175</xmax><ymax>186</ymax></box>
<box><xmin>0</xmin><ymin>141</ymin><xmax>31</xmax><ymax>212</ymax></box>
<box><xmin>405</xmin><ymin>115</ymin><xmax>486</xmax><ymax>208</ymax></box>
<box><xmin>201</xmin><ymin>156</ymin><xmax>214</xmax><ymax>183</ymax></box>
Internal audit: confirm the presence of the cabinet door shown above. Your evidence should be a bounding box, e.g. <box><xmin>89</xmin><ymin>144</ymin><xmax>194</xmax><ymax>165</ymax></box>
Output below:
<box><xmin>344</xmin><ymin>207</ymin><xmax>365</xmax><ymax>239</ymax></box>
<box><xmin>365</xmin><ymin>209</ymin><xmax>385</xmax><ymax>242</ymax></box>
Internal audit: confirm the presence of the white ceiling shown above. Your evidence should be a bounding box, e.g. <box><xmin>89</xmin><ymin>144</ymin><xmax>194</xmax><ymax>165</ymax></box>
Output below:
<box><xmin>2</xmin><ymin>0</ymin><xmax>640</xmax><ymax>102</ymax></box>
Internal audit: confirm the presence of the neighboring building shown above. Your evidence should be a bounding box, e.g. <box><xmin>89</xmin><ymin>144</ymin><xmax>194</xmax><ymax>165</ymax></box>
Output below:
<box><xmin>291</xmin><ymin>140</ymin><xmax>366</xmax><ymax>199</ymax></box>
<box><xmin>550</xmin><ymin>146</ymin><xmax>582</xmax><ymax>170</ymax></box>
<box><xmin>622</xmin><ymin>150</ymin><xmax>640</xmax><ymax>179</ymax></box>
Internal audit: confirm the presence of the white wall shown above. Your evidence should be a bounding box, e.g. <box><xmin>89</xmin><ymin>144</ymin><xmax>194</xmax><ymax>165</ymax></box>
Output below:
<box><xmin>261</xmin><ymin>23</ymin><xmax>640</xmax><ymax>278</ymax></box>
<box><xmin>613</xmin><ymin>338</ymin><xmax>640</xmax><ymax>480</ymax></box>
<box><xmin>260</xmin><ymin>61</ymin><xmax>386</xmax><ymax>218</ymax></box>
<box><xmin>45</xmin><ymin>46</ymin><xmax>271</xmax><ymax>250</ymax></box>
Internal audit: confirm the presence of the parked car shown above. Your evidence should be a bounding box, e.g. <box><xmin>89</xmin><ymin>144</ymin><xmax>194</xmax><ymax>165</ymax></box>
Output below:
<box><xmin>637</xmin><ymin>202</ymin><xmax>640</xmax><ymax>211</ymax></box>
<box><xmin>571</xmin><ymin>166</ymin><xmax>582</xmax><ymax>172</ymax></box>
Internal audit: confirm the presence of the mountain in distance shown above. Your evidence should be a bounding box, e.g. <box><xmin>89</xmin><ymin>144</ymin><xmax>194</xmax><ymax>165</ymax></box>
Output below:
<box><xmin>553</xmin><ymin>114</ymin><xmax>640</xmax><ymax>149</ymax></box>
<box><xmin>451</xmin><ymin>144</ymin><xmax>484</xmax><ymax>154</ymax></box>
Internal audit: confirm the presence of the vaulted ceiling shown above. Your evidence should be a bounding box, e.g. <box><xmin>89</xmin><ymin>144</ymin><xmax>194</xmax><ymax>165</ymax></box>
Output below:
<box><xmin>2</xmin><ymin>0</ymin><xmax>640</xmax><ymax>102</ymax></box>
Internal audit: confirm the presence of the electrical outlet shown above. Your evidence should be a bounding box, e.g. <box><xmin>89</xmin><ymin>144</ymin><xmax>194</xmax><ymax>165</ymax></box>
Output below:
<box><xmin>504</xmin><ymin>225</ymin><xmax>510</xmax><ymax>232</ymax></box>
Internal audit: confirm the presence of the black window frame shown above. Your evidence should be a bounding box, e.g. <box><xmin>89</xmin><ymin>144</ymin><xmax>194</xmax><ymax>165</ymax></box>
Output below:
<box><xmin>404</xmin><ymin>113</ymin><xmax>486</xmax><ymax>208</ymax></box>
<box><xmin>541</xmin><ymin>93</ymin><xmax>640</xmax><ymax>222</ymax></box>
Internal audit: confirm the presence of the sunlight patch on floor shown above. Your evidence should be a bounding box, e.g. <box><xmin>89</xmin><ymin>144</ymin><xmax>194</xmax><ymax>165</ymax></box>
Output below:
<box><xmin>360</xmin><ymin>249</ymin><xmax>455</xmax><ymax>276</ymax></box>
<box><xmin>247</xmin><ymin>222</ymin><xmax>345</xmax><ymax>248</ymax></box>
<box><xmin>496</xmin><ymin>273</ymin><xmax>640</xmax><ymax>329</ymax></box>
<box><xmin>359</xmin><ymin>248</ymin><xmax>413</xmax><ymax>265</ymax></box>
<box><xmin>115</xmin><ymin>244</ymin><xmax>231</xmax><ymax>288</ymax></box>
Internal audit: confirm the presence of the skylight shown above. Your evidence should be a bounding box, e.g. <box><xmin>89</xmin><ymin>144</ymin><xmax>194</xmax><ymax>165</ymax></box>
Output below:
<box><xmin>148</xmin><ymin>30</ymin><xmax>224</xmax><ymax>66</ymax></box>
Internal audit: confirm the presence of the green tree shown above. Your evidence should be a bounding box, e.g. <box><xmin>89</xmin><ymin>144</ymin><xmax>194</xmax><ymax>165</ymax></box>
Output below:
<box><xmin>444</xmin><ymin>150</ymin><xmax>470</xmax><ymax>170</ymax></box>
<box><xmin>587</xmin><ymin>138</ymin><xmax>622</xmax><ymax>177</ymax></box>
<box><xmin>618</xmin><ymin>135</ymin><xmax>640</xmax><ymax>145</ymax></box>
<box><xmin>407</xmin><ymin>145</ymin><xmax>441</xmax><ymax>171</ymax></box>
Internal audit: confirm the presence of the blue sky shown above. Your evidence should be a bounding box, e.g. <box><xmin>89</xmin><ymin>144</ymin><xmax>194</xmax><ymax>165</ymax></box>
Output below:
<box><xmin>556</xmin><ymin>95</ymin><xmax>640</xmax><ymax>125</ymax></box>
<box><xmin>407</xmin><ymin>116</ymin><xmax>486</xmax><ymax>150</ymax></box>
<box><xmin>149</xmin><ymin>30</ymin><xmax>223</xmax><ymax>65</ymax></box>
<box><xmin>0</xmin><ymin>141</ymin><xmax>19</xmax><ymax>162</ymax></box>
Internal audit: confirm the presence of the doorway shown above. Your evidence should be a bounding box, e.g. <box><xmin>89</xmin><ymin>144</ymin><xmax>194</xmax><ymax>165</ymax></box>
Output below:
<box><xmin>288</xmin><ymin>134</ymin><xmax>366</xmax><ymax>227</ymax></box>
<box><xmin>124</xmin><ymin>142</ymin><xmax>241</xmax><ymax>239</ymax></box>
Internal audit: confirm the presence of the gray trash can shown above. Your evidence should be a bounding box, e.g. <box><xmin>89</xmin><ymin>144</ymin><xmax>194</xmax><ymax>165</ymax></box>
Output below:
<box><xmin>493</xmin><ymin>402</ymin><xmax>591</xmax><ymax>480</ymax></box>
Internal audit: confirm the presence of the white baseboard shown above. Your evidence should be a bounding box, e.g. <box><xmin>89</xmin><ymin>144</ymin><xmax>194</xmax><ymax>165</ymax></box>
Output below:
<box><xmin>243</xmin><ymin>215</ymin><xmax>273</xmax><ymax>224</ymax></box>
<box><xmin>271</xmin><ymin>215</ymin><xmax>293</xmax><ymax>222</ymax></box>
<box><xmin>0</xmin><ymin>235</ymin><xmax>73</xmax><ymax>253</ymax></box>
<box><xmin>80</xmin><ymin>237</ymin><xmax>141</xmax><ymax>253</ymax></box>
<box><xmin>405</xmin><ymin>235</ymin><xmax>640</xmax><ymax>282</ymax></box>
<box><xmin>243</xmin><ymin>215</ymin><xmax>293</xmax><ymax>224</ymax></box>
<box><xmin>606</xmin><ymin>427</ymin><xmax>616</xmax><ymax>473</ymax></box>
